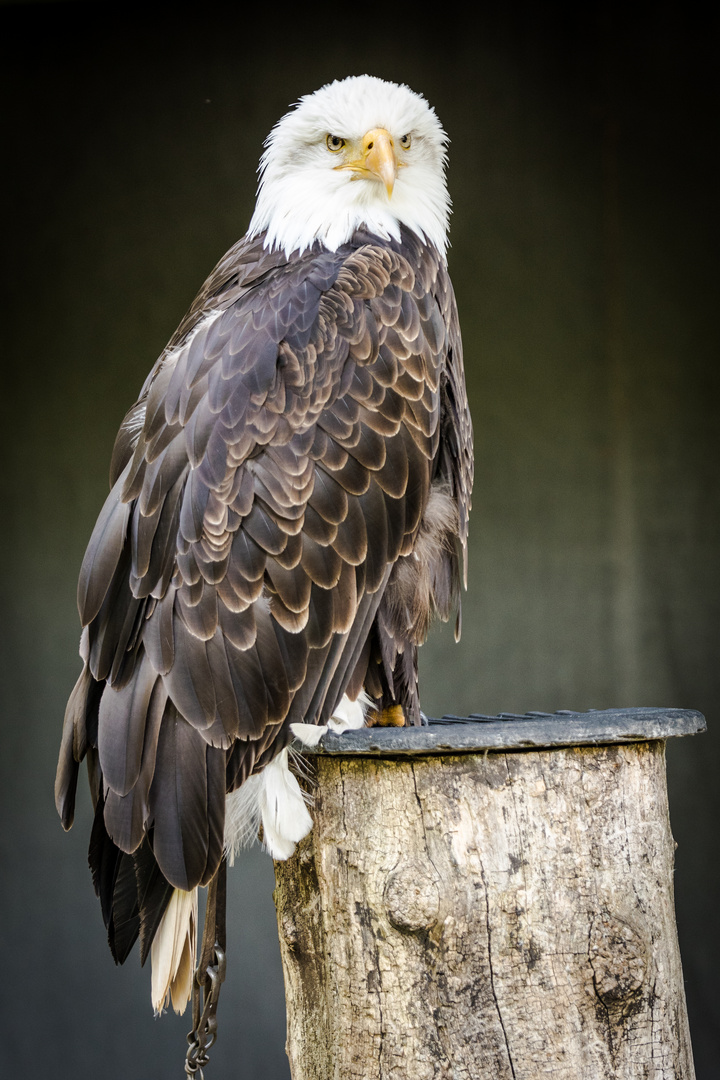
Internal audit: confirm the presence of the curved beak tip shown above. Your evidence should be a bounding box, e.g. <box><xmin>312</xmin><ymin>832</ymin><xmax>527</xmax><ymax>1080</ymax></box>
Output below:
<box><xmin>364</xmin><ymin>129</ymin><xmax>398</xmax><ymax>200</ymax></box>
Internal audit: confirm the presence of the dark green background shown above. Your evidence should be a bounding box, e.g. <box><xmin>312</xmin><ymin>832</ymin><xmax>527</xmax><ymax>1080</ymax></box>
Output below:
<box><xmin>2</xmin><ymin>2</ymin><xmax>718</xmax><ymax>1077</ymax></box>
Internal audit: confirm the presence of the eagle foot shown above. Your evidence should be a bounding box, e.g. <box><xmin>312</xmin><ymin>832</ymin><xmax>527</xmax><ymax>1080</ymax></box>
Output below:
<box><xmin>367</xmin><ymin>705</ymin><xmax>406</xmax><ymax>728</ymax></box>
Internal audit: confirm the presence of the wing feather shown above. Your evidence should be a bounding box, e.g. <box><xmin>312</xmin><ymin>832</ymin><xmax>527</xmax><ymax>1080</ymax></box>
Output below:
<box><xmin>103</xmin><ymin>680</ymin><xmax>168</xmax><ymax>852</ymax></box>
<box><xmin>149</xmin><ymin>708</ymin><xmax>225</xmax><ymax>890</ymax></box>
<box><xmin>60</xmin><ymin>226</ymin><xmax>473</xmax><ymax>976</ymax></box>
<box><xmin>77</xmin><ymin>464</ymin><xmax>133</xmax><ymax>626</ymax></box>
<box><xmin>54</xmin><ymin>664</ymin><xmax>95</xmax><ymax>829</ymax></box>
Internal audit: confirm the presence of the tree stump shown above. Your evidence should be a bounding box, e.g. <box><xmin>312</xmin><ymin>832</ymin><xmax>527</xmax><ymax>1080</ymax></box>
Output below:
<box><xmin>273</xmin><ymin>708</ymin><xmax>704</xmax><ymax>1080</ymax></box>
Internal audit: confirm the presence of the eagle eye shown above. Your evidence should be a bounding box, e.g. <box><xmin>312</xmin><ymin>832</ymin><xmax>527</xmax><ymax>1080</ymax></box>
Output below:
<box><xmin>399</xmin><ymin>133</ymin><xmax>412</xmax><ymax>149</ymax></box>
<box><xmin>326</xmin><ymin>134</ymin><xmax>346</xmax><ymax>152</ymax></box>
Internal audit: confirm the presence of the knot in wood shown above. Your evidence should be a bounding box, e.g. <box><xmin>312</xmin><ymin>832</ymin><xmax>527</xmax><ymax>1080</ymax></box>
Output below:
<box><xmin>589</xmin><ymin>911</ymin><xmax>648</xmax><ymax>1005</ymax></box>
<box><xmin>384</xmin><ymin>861</ymin><xmax>440</xmax><ymax>932</ymax></box>
<box><xmin>281</xmin><ymin>912</ymin><xmax>299</xmax><ymax>948</ymax></box>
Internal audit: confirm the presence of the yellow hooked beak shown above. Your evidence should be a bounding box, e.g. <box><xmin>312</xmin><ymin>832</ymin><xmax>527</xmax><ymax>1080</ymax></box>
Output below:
<box><xmin>336</xmin><ymin>128</ymin><xmax>399</xmax><ymax>198</ymax></box>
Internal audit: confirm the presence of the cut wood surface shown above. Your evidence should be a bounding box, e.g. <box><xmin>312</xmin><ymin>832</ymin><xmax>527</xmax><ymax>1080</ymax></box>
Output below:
<box><xmin>274</xmin><ymin>719</ymin><xmax>698</xmax><ymax>1079</ymax></box>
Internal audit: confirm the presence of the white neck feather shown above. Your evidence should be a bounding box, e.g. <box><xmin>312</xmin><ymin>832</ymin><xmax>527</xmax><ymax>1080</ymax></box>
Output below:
<box><xmin>249</xmin><ymin>162</ymin><xmax>450</xmax><ymax>259</ymax></box>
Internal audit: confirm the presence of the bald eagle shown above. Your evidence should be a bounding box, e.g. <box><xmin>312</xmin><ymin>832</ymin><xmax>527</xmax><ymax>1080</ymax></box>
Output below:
<box><xmin>55</xmin><ymin>74</ymin><xmax>473</xmax><ymax>1023</ymax></box>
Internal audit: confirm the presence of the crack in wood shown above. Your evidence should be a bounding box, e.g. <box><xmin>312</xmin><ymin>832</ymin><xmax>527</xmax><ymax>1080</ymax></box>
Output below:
<box><xmin>479</xmin><ymin>847</ymin><xmax>518</xmax><ymax>1080</ymax></box>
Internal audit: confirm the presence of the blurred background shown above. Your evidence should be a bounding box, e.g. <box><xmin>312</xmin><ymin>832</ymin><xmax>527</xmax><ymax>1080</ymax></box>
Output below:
<box><xmin>2</xmin><ymin>1</ymin><xmax>718</xmax><ymax>1077</ymax></box>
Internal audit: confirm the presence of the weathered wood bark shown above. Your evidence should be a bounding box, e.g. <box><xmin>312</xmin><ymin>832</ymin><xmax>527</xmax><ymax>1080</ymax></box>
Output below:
<box><xmin>273</xmin><ymin>710</ymin><xmax>702</xmax><ymax>1079</ymax></box>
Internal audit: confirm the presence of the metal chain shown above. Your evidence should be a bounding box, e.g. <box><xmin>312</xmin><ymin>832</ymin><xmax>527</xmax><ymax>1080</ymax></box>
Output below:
<box><xmin>184</xmin><ymin>945</ymin><xmax>226</xmax><ymax>1080</ymax></box>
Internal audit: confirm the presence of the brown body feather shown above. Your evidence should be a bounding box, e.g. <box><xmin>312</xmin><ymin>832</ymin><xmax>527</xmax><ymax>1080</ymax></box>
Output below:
<box><xmin>55</xmin><ymin>224</ymin><xmax>473</xmax><ymax>971</ymax></box>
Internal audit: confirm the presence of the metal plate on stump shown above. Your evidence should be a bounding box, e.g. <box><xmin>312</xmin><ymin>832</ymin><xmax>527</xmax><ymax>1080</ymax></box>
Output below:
<box><xmin>303</xmin><ymin>707</ymin><xmax>706</xmax><ymax>756</ymax></box>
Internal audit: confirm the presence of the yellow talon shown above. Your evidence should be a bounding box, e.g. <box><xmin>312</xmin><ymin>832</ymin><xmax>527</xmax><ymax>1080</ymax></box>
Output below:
<box><xmin>367</xmin><ymin>705</ymin><xmax>406</xmax><ymax>728</ymax></box>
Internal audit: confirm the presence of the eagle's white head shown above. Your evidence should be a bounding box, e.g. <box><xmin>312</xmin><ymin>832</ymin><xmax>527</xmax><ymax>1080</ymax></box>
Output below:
<box><xmin>248</xmin><ymin>75</ymin><xmax>451</xmax><ymax>259</ymax></box>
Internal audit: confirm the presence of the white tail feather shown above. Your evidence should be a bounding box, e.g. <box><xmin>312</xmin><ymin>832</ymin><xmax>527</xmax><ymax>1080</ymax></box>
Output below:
<box><xmin>151</xmin><ymin>887</ymin><xmax>197</xmax><ymax>1015</ymax></box>
<box><xmin>223</xmin><ymin>693</ymin><xmax>371</xmax><ymax>863</ymax></box>
<box><xmin>289</xmin><ymin>722</ymin><xmax>327</xmax><ymax>747</ymax></box>
<box><xmin>291</xmin><ymin>690</ymin><xmax>370</xmax><ymax>746</ymax></box>
<box><xmin>223</xmin><ymin>748</ymin><xmax>312</xmax><ymax>862</ymax></box>
<box><xmin>329</xmin><ymin>690</ymin><xmax>371</xmax><ymax>732</ymax></box>
<box><xmin>224</xmin><ymin>772</ymin><xmax>263</xmax><ymax>865</ymax></box>
<box><xmin>259</xmin><ymin>747</ymin><xmax>313</xmax><ymax>860</ymax></box>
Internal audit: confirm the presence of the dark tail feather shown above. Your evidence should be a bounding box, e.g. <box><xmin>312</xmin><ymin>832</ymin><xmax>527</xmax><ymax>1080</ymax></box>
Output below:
<box><xmin>89</xmin><ymin>797</ymin><xmax>173</xmax><ymax>967</ymax></box>
<box><xmin>89</xmin><ymin>794</ymin><xmax>122</xmax><ymax>932</ymax></box>
<box><xmin>109</xmin><ymin>853</ymin><xmax>141</xmax><ymax>964</ymax></box>
<box><xmin>136</xmin><ymin>833</ymin><xmax>174</xmax><ymax>967</ymax></box>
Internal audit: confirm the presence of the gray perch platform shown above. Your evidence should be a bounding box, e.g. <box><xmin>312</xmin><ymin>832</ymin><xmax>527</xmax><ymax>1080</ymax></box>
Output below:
<box><xmin>273</xmin><ymin>708</ymin><xmax>705</xmax><ymax>1080</ymax></box>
